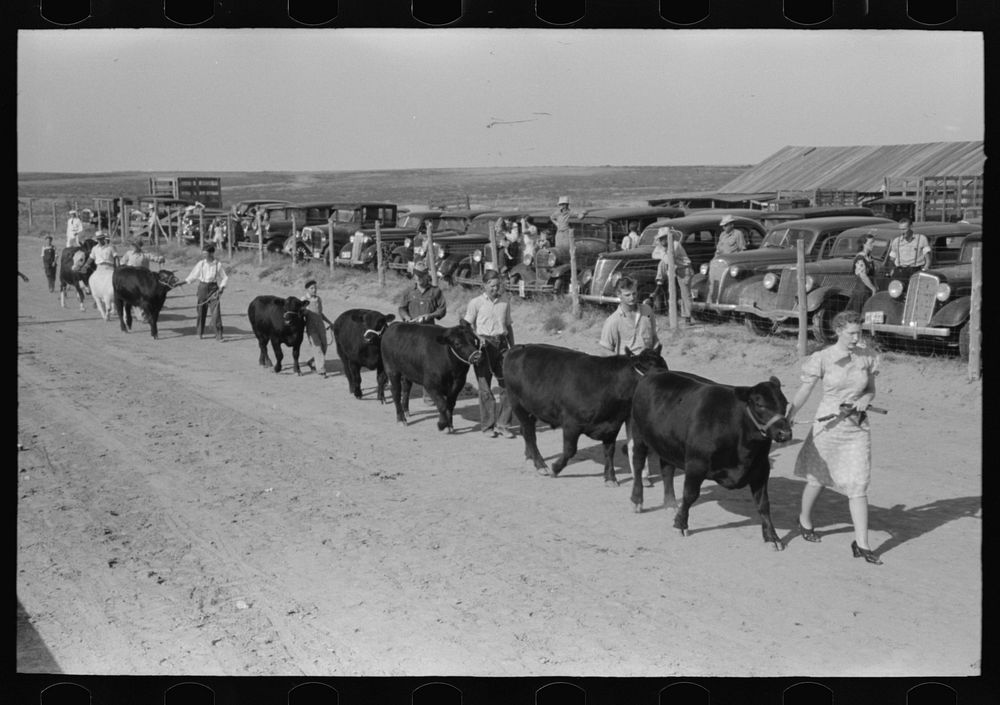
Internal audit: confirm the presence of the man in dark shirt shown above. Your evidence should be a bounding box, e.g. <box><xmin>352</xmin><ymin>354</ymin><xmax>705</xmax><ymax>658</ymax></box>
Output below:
<box><xmin>398</xmin><ymin>262</ymin><xmax>446</xmax><ymax>323</ymax></box>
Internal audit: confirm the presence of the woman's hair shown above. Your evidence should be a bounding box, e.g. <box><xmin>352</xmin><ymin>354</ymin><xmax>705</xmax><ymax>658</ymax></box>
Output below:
<box><xmin>304</xmin><ymin>279</ymin><xmax>317</xmax><ymax>289</ymax></box>
<box><xmin>832</xmin><ymin>310</ymin><xmax>862</xmax><ymax>330</ymax></box>
<box><xmin>615</xmin><ymin>275</ymin><xmax>637</xmax><ymax>293</ymax></box>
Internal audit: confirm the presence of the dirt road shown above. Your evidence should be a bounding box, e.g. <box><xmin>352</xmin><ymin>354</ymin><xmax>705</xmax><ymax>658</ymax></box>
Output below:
<box><xmin>17</xmin><ymin>235</ymin><xmax>981</xmax><ymax>676</ymax></box>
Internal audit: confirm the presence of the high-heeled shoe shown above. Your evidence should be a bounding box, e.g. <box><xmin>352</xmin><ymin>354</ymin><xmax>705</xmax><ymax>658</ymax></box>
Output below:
<box><xmin>851</xmin><ymin>541</ymin><xmax>883</xmax><ymax>565</ymax></box>
<box><xmin>798</xmin><ymin>521</ymin><xmax>821</xmax><ymax>543</ymax></box>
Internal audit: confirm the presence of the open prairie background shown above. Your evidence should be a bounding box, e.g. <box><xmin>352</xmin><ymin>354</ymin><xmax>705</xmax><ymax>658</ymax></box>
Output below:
<box><xmin>17</xmin><ymin>165</ymin><xmax>750</xmax><ymax>210</ymax></box>
<box><xmin>17</xmin><ymin>167</ymin><xmax>981</xmax><ymax>678</ymax></box>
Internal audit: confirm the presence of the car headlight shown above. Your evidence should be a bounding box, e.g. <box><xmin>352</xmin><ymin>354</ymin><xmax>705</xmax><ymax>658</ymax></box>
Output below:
<box><xmin>888</xmin><ymin>280</ymin><xmax>904</xmax><ymax>298</ymax></box>
<box><xmin>804</xmin><ymin>275</ymin><xmax>815</xmax><ymax>292</ymax></box>
<box><xmin>728</xmin><ymin>265</ymin><xmax>741</xmax><ymax>278</ymax></box>
<box><xmin>545</xmin><ymin>251</ymin><xmax>558</xmax><ymax>268</ymax></box>
<box><xmin>579</xmin><ymin>269</ymin><xmax>593</xmax><ymax>286</ymax></box>
<box><xmin>472</xmin><ymin>249</ymin><xmax>483</xmax><ymax>263</ymax></box>
<box><xmin>434</xmin><ymin>243</ymin><xmax>445</xmax><ymax>259</ymax></box>
<box><xmin>936</xmin><ymin>282</ymin><xmax>951</xmax><ymax>301</ymax></box>
<box><xmin>763</xmin><ymin>272</ymin><xmax>779</xmax><ymax>290</ymax></box>
<box><xmin>699</xmin><ymin>263</ymin><xmax>709</xmax><ymax>275</ymax></box>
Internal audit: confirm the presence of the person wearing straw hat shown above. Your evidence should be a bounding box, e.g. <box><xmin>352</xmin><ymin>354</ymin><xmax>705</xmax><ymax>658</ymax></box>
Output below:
<box><xmin>65</xmin><ymin>209</ymin><xmax>84</xmax><ymax>248</ymax></box>
<box><xmin>551</xmin><ymin>196</ymin><xmax>573</xmax><ymax>249</ymax></box>
<box><xmin>651</xmin><ymin>226</ymin><xmax>694</xmax><ymax>325</ymax></box>
<box><xmin>715</xmin><ymin>214</ymin><xmax>747</xmax><ymax>255</ymax></box>
<box><xmin>182</xmin><ymin>243</ymin><xmax>228</xmax><ymax>341</ymax></box>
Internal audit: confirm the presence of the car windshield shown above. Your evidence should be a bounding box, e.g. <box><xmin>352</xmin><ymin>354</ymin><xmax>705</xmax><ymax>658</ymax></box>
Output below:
<box><xmin>637</xmin><ymin>224</ymin><xmax>669</xmax><ymax>247</ymax></box>
<box><xmin>398</xmin><ymin>214</ymin><xmax>427</xmax><ymax>229</ymax></box>
<box><xmin>305</xmin><ymin>207</ymin><xmax>334</xmax><ymax>221</ymax></box>
<box><xmin>760</xmin><ymin>227</ymin><xmax>814</xmax><ymax>250</ymax></box>
<box><xmin>335</xmin><ymin>210</ymin><xmax>358</xmax><ymax>223</ymax></box>
<box><xmin>437</xmin><ymin>217</ymin><xmax>469</xmax><ymax>232</ymax></box>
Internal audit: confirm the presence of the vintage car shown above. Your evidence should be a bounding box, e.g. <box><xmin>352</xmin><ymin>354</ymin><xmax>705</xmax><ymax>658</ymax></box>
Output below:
<box><xmin>386</xmin><ymin>209</ymin><xmax>494</xmax><ymax>274</ymax></box>
<box><xmin>689</xmin><ymin>215</ymin><xmax>895</xmax><ymax>320</ymax></box>
<box><xmin>448</xmin><ymin>210</ymin><xmax>554</xmax><ymax>286</ymax></box>
<box><xmin>333</xmin><ymin>203</ymin><xmax>423</xmax><ymax>269</ymax></box>
<box><xmin>578</xmin><ymin>213</ymin><xmax>767</xmax><ymax>309</ymax></box>
<box><xmin>756</xmin><ymin>205</ymin><xmax>877</xmax><ymax>230</ymax></box>
<box><xmin>861</xmin><ymin>228</ymin><xmax>982</xmax><ymax>359</ymax></box>
<box><xmin>737</xmin><ymin>221</ymin><xmax>976</xmax><ymax>341</ymax></box>
<box><xmin>504</xmin><ymin>206</ymin><xmax>685</xmax><ymax>297</ymax></box>
<box><xmin>235</xmin><ymin>201</ymin><xmax>337</xmax><ymax>252</ymax></box>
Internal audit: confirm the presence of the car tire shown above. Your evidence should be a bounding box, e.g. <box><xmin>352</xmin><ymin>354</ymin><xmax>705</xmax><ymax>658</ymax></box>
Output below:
<box><xmin>810</xmin><ymin>307</ymin><xmax>839</xmax><ymax>343</ymax></box>
<box><xmin>295</xmin><ymin>244</ymin><xmax>309</xmax><ymax>259</ymax></box>
<box><xmin>744</xmin><ymin>314</ymin><xmax>772</xmax><ymax>336</ymax></box>
<box><xmin>551</xmin><ymin>278</ymin><xmax>567</xmax><ymax>296</ymax></box>
<box><xmin>265</xmin><ymin>240</ymin><xmax>283</xmax><ymax>253</ymax></box>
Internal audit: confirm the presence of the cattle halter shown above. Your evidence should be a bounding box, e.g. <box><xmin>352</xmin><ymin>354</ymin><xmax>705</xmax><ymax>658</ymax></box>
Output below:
<box><xmin>450</xmin><ymin>346</ymin><xmax>481</xmax><ymax>366</ymax></box>
<box><xmin>745</xmin><ymin>405</ymin><xmax>785</xmax><ymax>437</ymax></box>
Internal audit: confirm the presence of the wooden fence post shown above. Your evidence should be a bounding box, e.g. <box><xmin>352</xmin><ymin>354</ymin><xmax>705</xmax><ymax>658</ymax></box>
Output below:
<box><xmin>968</xmin><ymin>246</ymin><xmax>981</xmax><ymax>381</ymax></box>
<box><xmin>796</xmin><ymin>239</ymin><xmax>807</xmax><ymax>358</ymax></box>
<box><xmin>227</xmin><ymin>211</ymin><xmax>233</xmax><ymax>260</ymax></box>
<box><xmin>568</xmin><ymin>228</ymin><xmax>580</xmax><ymax>318</ymax></box>
<box><xmin>425</xmin><ymin>220</ymin><xmax>438</xmax><ymax>287</ymax></box>
<box><xmin>27</xmin><ymin>198</ymin><xmax>32</xmax><ymax>228</ymax></box>
<box><xmin>328</xmin><ymin>215</ymin><xmax>335</xmax><ymax>275</ymax></box>
<box><xmin>152</xmin><ymin>198</ymin><xmax>159</xmax><ymax>247</ymax></box>
<box><xmin>665</xmin><ymin>230</ymin><xmax>677</xmax><ymax>330</ymax></box>
<box><xmin>488</xmin><ymin>221</ymin><xmax>498</xmax><ymax>281</ymax></box>
<box><xmin>52</xmin><ymin>202</ymin><xmax>57</xmax><ymax>232</ymax></box>
<box><xmin>290</xmin><ymin>215</ymin><xmax>297</xmax><ymax>267</ymax></box>
<box><xmin>375</xmin><ymin>220</ymin><xmax>385</xmax><ymax>289</ymax></box>
<box><xmin>256</xmin><ymin>210</ymin><xmax>263</xmax><ymax>266</ymax></box>
<box><xmin>198</xmin><ymin>208</ymin><xmax>205</xmax><ymax>251</ymax></box>
<box><xmin>122</xmin><ymin>199</ymin><xmax>130</xmax><ymax>246</ymax></box>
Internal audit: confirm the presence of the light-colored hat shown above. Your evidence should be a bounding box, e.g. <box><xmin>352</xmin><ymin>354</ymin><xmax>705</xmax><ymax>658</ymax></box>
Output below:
<box><xmin>655</xmin><ymin>227</ymin><xmax>680</xmax><ymax>241</ymax></box>
<box><xmin>95</xmin><ymin>231</ymin><xmax>109</xmax><ymax>240</ymax></box>
<box><xmin>68</xmin><ymin>209</ymin><xmax>77</xmax><ymax>215</ymax></box>
<box><xmin>719</xmin><ymin>214</ymin><xmax>736</xmax><ymax>226</ymax></box>
<box><xmin>557</xmin><ymin>196</ymin><xmax>570</xmax><ymax>206</ymax></box>
<box><xmin>897</xmin><ymin>219</ymin><xmax>912</xmax><ymax>229</ymax></box>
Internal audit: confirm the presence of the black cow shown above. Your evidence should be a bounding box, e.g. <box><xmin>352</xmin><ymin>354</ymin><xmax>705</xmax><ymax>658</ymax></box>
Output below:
<box><xmin>58</xmin><ymin>239</ymin><xmax>97</xmax><ymax>310</ymax></box>
<box><xmin>112</xmin><ymin>266</ymin><xmax>181</xmax><ymax>339</ymax></box>
<box><xmin>503</xmin><ymin>343</ymin><xmax>668</xmax><ymax>485</ymax></box>
<box><xmin>629</xmin><ymin>371</ymin><xmax>793</xmax><ymax>550</ymax></box>
<box><xmin>332</xmin><ymin>308</ymin><xmax>396</xmax><ymax>402</ymax></box>
<box><xmin>379</xmin><ymin>319</ymin><xmax>482</xmax><ymax>432</ymax></box>
<box><xmin>247</xmin><ymin>295</ymin><xmax>309</xmax><ymax>374</ymax></box>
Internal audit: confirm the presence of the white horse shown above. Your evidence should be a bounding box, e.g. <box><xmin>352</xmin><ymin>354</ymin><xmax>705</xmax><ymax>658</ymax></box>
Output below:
<box><xmin>87</xmin><ymin>264</ymin><xmax>117</xmax><ymax>321</ymax></box>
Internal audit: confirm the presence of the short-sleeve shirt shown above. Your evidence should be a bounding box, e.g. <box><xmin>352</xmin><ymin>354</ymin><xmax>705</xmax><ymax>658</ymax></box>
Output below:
<box><xmin>800</xmin><ymin>345</ymin><xmax>880</xmax><ymax>420</ymax></box>
<box><xmin>122</xmin><ymin>250</ymin><xmax>151</xmax><ymax>268</ymax></box>
<box><xmin>715</xmin><ymin>228</ymin><xmax>746</xmax><ymax>254</ymax></box>
<box><xmin>655</xmin><ymin>242</ymin><xmax>692</xmax><ymax>281</ymax></box>
<box><xmin>621</xmin><ymin>232</ymin><xmax>640</xmax><ymax>250</ymax></box>
<box><xmin>888</xmin><ymin>234</ymin><xmax>930</xmax><ymax>267</ymax></box>
<box><xmin>90</xmin><ymin>243</ymin><xmax>118</xmax><ymax>266</ymax></box>
<box><xmin>464</xmin><ymin>293</ymin><xmax>512</xmax><ymax>337</ymax></box>
<box><xmin>599</xmin><ymin>303</ymin><xmax>658</xmax><ymax>355</ymax></box>
<box><xmin>853</xmin><ymin>253</ymin><xmax>875</xmax><ymax>280</ymax></box>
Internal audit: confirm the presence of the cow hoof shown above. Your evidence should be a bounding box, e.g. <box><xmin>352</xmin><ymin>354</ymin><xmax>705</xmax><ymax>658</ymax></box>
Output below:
<box><xmin>769</xmin><ymin>540</ymin><xmax>785</xmax><ymax>552</ymax></box>
<box><xmin>678</xmin><ymin>528</ymin><xmax>690</xmax><ymax>537</ymax></box>
<box><xmin>631</xmin><ymin>502</ymin><xmax>643</xmax><ymax>514</ymax></box>
<box><xmin>604</xmin><ymin>479</ymin><xmax>619</xmax><ymax>487</ymax></box>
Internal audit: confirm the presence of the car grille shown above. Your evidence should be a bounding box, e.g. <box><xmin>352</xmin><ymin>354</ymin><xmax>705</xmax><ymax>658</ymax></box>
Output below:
<box><xmin>901</xmin><ymin>273</ymin><xmax>939</xmax><ymax>326</ymax></box>
<box><xmin>775</xmin><ymin>270</ymin><xmax>798</xmax><ymax>310</ymax></box>
<box><xmin>590</xmin><ymin>259</ymin><xmax>620</xmax><ymax>297</ymax></box>
<box><xmin>707</xmin><ymin>260</ymin><xmax>729</xmax><ymax>305</ymax></box>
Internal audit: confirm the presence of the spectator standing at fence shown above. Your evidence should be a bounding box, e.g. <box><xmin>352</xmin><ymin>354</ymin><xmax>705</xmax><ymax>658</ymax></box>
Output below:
<box><xmin>182</xmin><ymin>243</ymin><xmax>228</xmax><ymax>341</ymax></box>
<box><xmin>714</xmin><ymin>214</ymin><xmax>747</xmax><ymax>255</ymax></box>
<box><xmin>65</xmin><ymin>209</ymin><xmax>84</xmax><ymax>248</ymax></box>
<box><xmin>853</xmin><ymin>233</ymin><xmax>879</xmax><ymax>300</ymax></box>
<box><xmin>551</xmin><ymin>196</ymin><xmax>573</xmax><ymax>249</ymax></box>
<box><xmin>521</xmin><ymin>216</ymin><xmax>539</xmax><ymax>260</ymax></box>
<box><xmin>302</xmin><ymin>279</ymin><xmax>333</xmax><ymax>377</ymax></box>
<box><xmin>651</xmin><ymin>227</ymin><xmax>694</xmax><ymax>325</ymax></box>
<box><xmin>887</xmin><ymin>218</ymin><xmax>930</xmax><ymax>278</ymax></box>
<box><xmin>785</xmin><ymin>310</ymin><xmax>883</xmax><ymax>565</ymax></box>
<box><xmin>212</xmin><ymin>218</ymin><xmax>225</xmax><ymax>248</ymax></box>
<box><xmin>464</xmin><ymin>270</ymin><xmax>516</xmax><ymax>439</ymax></box>
<box><xmin>621</xmin><ymin>221</ymin><xmax>641</xmax><ymax>250</ymax></box>
<box><xmin>41</xmin><ymin>234</ymin><xmax>57</xmax><ymax>292</ymax></box>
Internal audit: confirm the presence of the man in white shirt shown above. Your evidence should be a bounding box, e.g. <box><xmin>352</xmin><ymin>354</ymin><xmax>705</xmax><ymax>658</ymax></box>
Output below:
<box><xmin>183</xmin><ymin>244</ymin><xmax>229</xmax><ymax>340</ymax></box>
<box><xmin>65</xmin><ymin>210</ymin><xmax>85</xmax><ymax>247</ymax></box>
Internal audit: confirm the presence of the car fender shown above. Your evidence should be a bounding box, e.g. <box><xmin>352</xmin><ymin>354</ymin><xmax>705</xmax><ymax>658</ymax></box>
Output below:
<box><xmin>390</xmin><ymin>244</ymin><xmax>411</xmax><ymax>259</ymax></box>
<box><xmin>551</xmin><ymin>263</ymin><xmax>573</xmax><ymax>280</ymax></box>
<box><xmin>929</xmin><ymin>297</ymin><xmax>971</xmax><ymax>328</ymax></box>
<box><xmin>806</xmin><ymin>285</ymin><xmax>850</xmax><ymax>313</ymax></box>
<box><xmin>861</xmin><ymin>292</ymin><xmax>904</xmax><ymax>325</ymax></box>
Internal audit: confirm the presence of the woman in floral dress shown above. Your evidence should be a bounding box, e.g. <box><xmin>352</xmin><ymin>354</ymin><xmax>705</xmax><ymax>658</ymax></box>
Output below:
<box><xmin>785</xmin><ymin>310</ymin><xmax>883</xmax><ymax>564</ymax></box>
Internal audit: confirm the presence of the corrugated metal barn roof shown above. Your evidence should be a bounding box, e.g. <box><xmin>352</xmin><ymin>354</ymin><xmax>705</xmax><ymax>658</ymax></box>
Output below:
<box><xmin>721</xmin><ymin>141</ymin><xmax>984</xmax><ymax>193</ymax></box>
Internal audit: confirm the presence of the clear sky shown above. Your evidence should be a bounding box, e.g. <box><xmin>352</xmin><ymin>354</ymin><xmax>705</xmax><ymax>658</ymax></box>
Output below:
<box><xmin>17</xmin><ymin>28</ymin><xmax>983</xmax><ymax>172</ymax></box>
